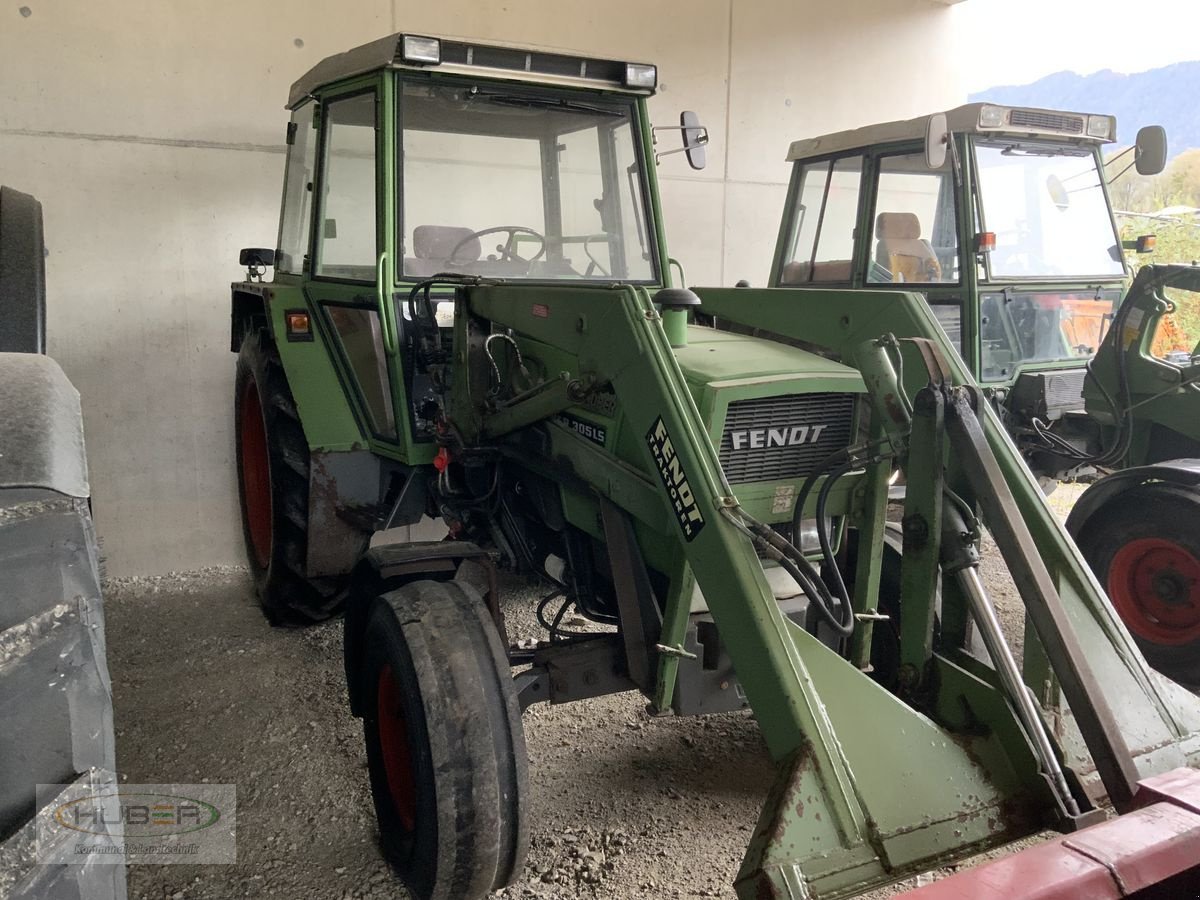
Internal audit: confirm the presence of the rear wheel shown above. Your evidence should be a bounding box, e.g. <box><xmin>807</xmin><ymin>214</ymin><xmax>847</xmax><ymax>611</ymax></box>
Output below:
<box><xmin>359</xmin><ymin>578</ymin><xmax>528</xmax><ymax>900</ymax></box>
<box><xmin>234</xmin><ymin>327</ymin><xmax>344</xmax><ymax>623</ymax></box>
<box><xmin>1077</xmin><ymin>483</ymin><xmax>1200</xmax><ymax>684</ymax></box>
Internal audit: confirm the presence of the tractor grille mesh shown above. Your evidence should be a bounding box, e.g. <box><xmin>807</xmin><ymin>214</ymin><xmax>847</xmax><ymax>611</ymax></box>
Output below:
<box><xmin>1008</xmin><ymin>109</ymin><xmax>1084</xmax><ymax>135</ymax></box>
<box><xmin>718</xmin><ymin>393</ymin><xmax>856</xmax><ymax>485</ymax></box>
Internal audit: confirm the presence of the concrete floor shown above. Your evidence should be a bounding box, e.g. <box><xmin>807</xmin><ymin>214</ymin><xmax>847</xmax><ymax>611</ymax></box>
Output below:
<box><xmin>103</xmin><ymin>488</ymin><xmax>1086</xmax><ymax>900</ymax></box>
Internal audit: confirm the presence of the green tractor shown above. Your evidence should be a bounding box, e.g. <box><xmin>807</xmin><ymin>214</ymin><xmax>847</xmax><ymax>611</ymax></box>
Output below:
<box><xmin>231</xmin><ymin>34</ymin><xmax>1200</xmax><ymax>900</ymax></box>
<box><xmin>772</xmin><ymin>105</ymin><xmax>1200</xmax><ymax>682</ymax></box>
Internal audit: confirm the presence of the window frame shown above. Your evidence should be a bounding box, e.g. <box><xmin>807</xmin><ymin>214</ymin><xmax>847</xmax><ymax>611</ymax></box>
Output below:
<box><xmin>776</xmin><ymin>151</ymin><xmax>867</xmax><ymax>285</ymax></box>
<box><xmin>310</xmin><ymin>85</ymin><xmax>383</xmax><ymax>286</ymax></box>
<box><xmin>865</xmin><ymin>148</ymin><xmax>965</xmax><ymax>287</ymax></box>
<box><xmin>275</xmin><ymin>101</ymin><xmax>318</xmax><ymax>276</ymax></box>
<box><xmin>393</xmin><ymin>73</ymin><xmax>662</xmax><ymax>286</ymax></box>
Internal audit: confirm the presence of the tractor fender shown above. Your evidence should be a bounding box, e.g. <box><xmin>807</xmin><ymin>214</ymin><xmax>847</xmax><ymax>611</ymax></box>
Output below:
<box><xmin>1065</xmin><ymin>459</ymin><xmax>1200</xmax><ymax>539</ymax></box>
<box><xmin>0</xmin><ymin>185</ymin><xmax>47</xmax><ymax>354</ymax></box>
<box><xmin>343</xmin><ymin>541</ymin><xmax>494</xmax><ymax>717</ymax></box>
<box><xmin>230</xmin><ymin>283</ymin><xmax>272</xmax><ymax>353</ymax></box>
<box><xmin>0</xmin><ymin>352</ymin><xmax>88</xmax><ymax>498</ymax></box>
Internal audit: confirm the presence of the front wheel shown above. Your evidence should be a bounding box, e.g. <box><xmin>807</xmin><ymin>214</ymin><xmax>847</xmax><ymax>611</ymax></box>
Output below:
<box><xmin>359</xmin><ymin>578</ymin><xmax>528</xmax><ymax>900</ymax></box>
<box><xmin>1077</xmin><ymin>482</ymin><xmax>1200</xmax><ymax>685</ymax></box>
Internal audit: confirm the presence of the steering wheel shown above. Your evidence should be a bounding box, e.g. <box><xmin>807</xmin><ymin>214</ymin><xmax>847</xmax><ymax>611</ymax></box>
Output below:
<box><xmin>448</xmin><ymin>226</ymin><xmax>547</xmax><ymax>267</ymax></box>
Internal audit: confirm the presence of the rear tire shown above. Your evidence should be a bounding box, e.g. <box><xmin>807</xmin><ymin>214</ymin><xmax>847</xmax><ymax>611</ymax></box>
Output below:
<box><xmin>359</xmin><ymin>578</ymin><xmax>528</xmax><ymax>900</ymax></box>
<box><xmin>1077</xmin><ymin>482</ymin><xmax>1200</xmax><ymax>685</ymax></box>
<box><xmin>0</xmin><ymin>185</ymin><xmax>47</xmax><ymax>353</ymax></box>
<box><xmin>234</xmin><ymin>327</ymin><xmax>344</xmax><ymax>623</ymax></box>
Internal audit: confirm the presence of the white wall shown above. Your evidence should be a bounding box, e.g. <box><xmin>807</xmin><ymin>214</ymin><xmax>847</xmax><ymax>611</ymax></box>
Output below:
<box><xmin>0</xmin><ymin>0</ymin><xmax>967</xmax><ymax>576</ymax></box>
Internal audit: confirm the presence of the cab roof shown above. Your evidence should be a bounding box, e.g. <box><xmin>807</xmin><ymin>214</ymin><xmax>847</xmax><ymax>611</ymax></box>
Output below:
<box><xmin>786</xmin><ymin>102</ymin><xmax>1116</xmax><ymax>162</ymax></box>
<box><xmin>288</xmin><ymin>32</ymin><xmax>657</xmax><ymax>108</ymax></box>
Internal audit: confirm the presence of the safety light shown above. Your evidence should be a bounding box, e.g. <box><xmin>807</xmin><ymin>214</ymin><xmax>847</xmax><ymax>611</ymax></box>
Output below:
<box><xmin>401</xmin><ymin>34</ymin><xmax>441</xmax><ymax>65</ymax></box>
<box><xmin>1087</xmin><ymin>115</ymin><xmax>1114</xmax><ymax>140</ymax></box>
<box><xmin>624</xmin><ymin>63</ymin><xmax>658</xmax><ymax>90</ymax></box>
<box><xmin>975</xmin><ymin>232</ymin><xmax>997</xmax><ymax>253</ymax></box>
<box><xmin>285</xmin><ymin>310</ymin><xmax>313</xmax><ymax>342</ymax></box>
<box><xmin>1137</xmin><ymin>234</ymin><xmax>1157</xmax><ymax>253</ymax></box>
<box><xmin>978</xmin><ymin>105</ymin><xmax>1007</xmax><ymax>129</ymax></box>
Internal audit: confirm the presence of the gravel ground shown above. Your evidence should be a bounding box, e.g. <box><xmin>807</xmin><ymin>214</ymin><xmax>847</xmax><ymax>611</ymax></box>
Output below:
<box><xmin>104</xmin><ymin>487</ymin><xmax>1088</xmax><ymax>900</ymax></box>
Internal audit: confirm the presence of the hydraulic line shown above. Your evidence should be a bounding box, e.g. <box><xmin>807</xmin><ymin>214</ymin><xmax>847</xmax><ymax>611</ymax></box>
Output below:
<box><xmin>724</xmin><ymin>507</ymin><xmax>855</xmax><ymax>637</ymax></box>
<box><xmin>956</xmin><ymin>564</ymin><xmax>1081</xmax><ymax>817</ymax></box>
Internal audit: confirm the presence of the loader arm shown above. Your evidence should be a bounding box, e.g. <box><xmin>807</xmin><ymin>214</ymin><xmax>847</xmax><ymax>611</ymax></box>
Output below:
<box><xmin>457</xmin><ymin>281</ymin><xmax>1200</xmax><ymax>899</ymax></box>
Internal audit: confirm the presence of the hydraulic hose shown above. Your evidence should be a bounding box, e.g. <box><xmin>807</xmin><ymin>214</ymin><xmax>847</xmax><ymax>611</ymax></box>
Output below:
<box><xmin>726</xmin><ymin>508</ymin><xmax>854</xmax><ymax>637</ymax></box>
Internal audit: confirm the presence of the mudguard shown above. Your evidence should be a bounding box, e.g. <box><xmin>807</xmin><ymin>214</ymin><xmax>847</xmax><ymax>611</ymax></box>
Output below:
<box><xmin>1065</xmin><ymin>459</ymin><xmax>1200</xmax><ymax>539</ymax></box>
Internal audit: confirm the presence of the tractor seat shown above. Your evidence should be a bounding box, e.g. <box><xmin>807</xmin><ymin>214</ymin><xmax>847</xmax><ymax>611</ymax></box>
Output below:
<box><xmin>404</xmin><ymin>225</ymin><xmax>480</xmax><ymax>277</ymax></box>
<box><xmin>874</xmin><ymin>212</ymin><xmax>942</xmax><ymax>283</ymax></box>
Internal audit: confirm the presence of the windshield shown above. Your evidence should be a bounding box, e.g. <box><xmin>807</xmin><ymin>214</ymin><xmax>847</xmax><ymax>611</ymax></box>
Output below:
<box><xmin>974</xmin><ymin>140</ymin><xmax>1124</xmax><ymax>280</ymax></box>
<box><xmin>399</xmin><ymin>82</ymin><xmax>656</xmax><ymax>282</ymax></box>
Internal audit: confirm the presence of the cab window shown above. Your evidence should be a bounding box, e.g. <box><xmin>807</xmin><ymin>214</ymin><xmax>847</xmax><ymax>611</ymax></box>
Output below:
<box><xmin>780</xmin><ymin>155</ymin><xmax>863</xmax><ymax>284</ymax></box>
<box><xmin>315</xmin><ymin>91</ymin><xmax>379</xmax><ymax>281</ymax></box>
<box><xmin>277</xmin><ymin>102</ymin><xmax>317</xmax><ymax>275</ymax></box>
<box><xmin>867</xmin><ymin>152</ymin><xmax>959</xmax><ymax>284</ymax></box>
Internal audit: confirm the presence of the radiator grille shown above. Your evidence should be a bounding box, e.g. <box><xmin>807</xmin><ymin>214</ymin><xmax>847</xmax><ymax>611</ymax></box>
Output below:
<box><xmin>1008</xmin><ymin>109</ymin><xmax>1084</xmax><ymax>135</ymax></box>
<box><xmin>718</xmin><ymin>393</ymin><xmax>856</xmax><ymax>485</ymax></box>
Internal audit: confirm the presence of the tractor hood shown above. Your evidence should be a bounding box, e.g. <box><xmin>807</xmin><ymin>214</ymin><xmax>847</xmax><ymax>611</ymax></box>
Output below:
<box><xmin>674</xmin><ymin>327</ymin><xmax>865</xmax><ymax>394</ymax></box>
<box><xmin>671</xmin><ymin>327</ymin><xmax>865</xmax><ymax>512</ymax></box>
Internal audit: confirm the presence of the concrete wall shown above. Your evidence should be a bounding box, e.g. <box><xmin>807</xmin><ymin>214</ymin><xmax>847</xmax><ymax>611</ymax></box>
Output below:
<box><xmin>0</xmin><ymin>0</ymin><xmax>967</xmax><ymax>576</ymax></box>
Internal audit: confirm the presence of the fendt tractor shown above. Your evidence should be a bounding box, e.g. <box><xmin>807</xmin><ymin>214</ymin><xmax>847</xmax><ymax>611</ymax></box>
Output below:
<box><xmin>231</xmin><ymin>33</ymin><xmax>1200</xmax><ymax>900</ymax></box>
<box><xmin>773</xmin><ymin>105</ymin><xmax>1200</xmax><ymax>683</ymax></box>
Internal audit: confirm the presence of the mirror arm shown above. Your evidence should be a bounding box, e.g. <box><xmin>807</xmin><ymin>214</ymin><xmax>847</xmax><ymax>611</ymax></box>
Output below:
<box><xmin>654</xmin><ymin>143</ymin><xmax>707</xmax><ymax>164</ymax></box>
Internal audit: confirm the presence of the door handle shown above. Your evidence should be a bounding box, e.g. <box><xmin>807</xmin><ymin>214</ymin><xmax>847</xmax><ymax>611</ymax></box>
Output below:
<box><xmin>376</xmin><ymin>251</ymin><xmax>396</xmax><ymax>354</ymax></box>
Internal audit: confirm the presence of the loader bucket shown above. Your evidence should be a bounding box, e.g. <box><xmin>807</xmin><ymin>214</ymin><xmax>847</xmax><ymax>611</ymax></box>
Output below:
<box><xmin>899</xmin><ymin>767</ymin><xmax>1200</xmax><ymax>899</ymax></box>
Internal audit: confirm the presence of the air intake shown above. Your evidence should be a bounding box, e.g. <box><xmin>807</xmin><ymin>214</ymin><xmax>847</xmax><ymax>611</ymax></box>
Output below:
<box><xmin>1008</xmin><ymin>109</ymin><xmax>1085</xmax><ymax>135</ymax></box>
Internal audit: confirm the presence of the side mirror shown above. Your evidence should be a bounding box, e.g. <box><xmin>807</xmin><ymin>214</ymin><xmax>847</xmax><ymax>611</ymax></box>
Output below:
<box><xmin>924</xmin><ymin>112</ymin><xmax>949</xmax><ymax>170</ymax></box>
<box><xmin>1046</xmin><ymin>174</ymin><xmax>1070</xmax><ymax>211</ymax></box>
<box><xmin>1135</xmin><ymin>125</ymin><xmax>1168</xmax><ymax>176</ymax></box>
<box><xmin>681</xmin><ymin>111</ymin><xmax>708</xmax><ymax>171</ymax></box>
<box><xmin>239</xmin><ymin>247</ymin><xmax>276</xmax><ymax>267</ymax></box>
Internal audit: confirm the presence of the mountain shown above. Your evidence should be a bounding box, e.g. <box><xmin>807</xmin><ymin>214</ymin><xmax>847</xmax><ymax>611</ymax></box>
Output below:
<box><xmin>970</xmin><ymin>61</ymin><xmax>1200</xmax><ymax>158</ymax></box>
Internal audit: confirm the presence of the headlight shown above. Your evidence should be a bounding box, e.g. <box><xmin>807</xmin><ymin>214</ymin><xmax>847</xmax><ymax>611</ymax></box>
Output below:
<box><xmin>401</xmin><ymin>34</ymin><xmax>441</xmax><ymax>65</ymax></box>
<box><xmin>624</xmin><ymin>63</ymin><xmax>658</xmax><ymax>90</ymax></box>
<box><xmin>978</xmin><ymin>105</ymin><xmax>1006</xmax><ymax>128</ymax></box>
<box><xmin>1087</xmin><ymin>115</ymin><xmax>1114</xmax><ymax>140</ymax></box>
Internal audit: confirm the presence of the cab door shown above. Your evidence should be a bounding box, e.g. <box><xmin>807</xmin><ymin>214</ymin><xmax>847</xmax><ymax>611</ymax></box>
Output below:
<box><xmin>862</xmin><ymin>148</ymin><xmax>968</xmax><ymax>361</ymax></box>
<box><xmin>303</xmin><ymin>77</ymin><xmax>416</xmax><ymax>460</ymax></box>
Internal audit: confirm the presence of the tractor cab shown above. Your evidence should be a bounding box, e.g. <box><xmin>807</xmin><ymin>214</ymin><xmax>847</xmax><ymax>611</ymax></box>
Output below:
<box><xmin>771</xmin><ymin>103</ymin><xmax>1167</xmax><ymax>476</ymax></box>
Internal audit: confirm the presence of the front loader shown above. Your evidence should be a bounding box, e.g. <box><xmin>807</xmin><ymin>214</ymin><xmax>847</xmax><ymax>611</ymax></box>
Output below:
<box><xmin>770</xmin><ymin>105</ymin><xmax>1200</xmax><ymax>684</ymax></box>
<box><xmin>230</xmin><ymin>33</ymin><xmax>1200</xmax><ymax>899</ymax></box>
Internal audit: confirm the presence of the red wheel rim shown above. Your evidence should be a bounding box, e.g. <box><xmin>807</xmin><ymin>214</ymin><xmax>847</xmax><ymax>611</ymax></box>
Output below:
<box><xmin>376</xmin><ymin>664</ymin><xmax>417</xmax><ymax>831</ymax></box>
<box><xmin>1108</xmin><ymin>537</ymin><xmax>1200</xmax><ymax>646</ymax></box>
<box><xmin>239</xmin><ymin>379</ymin><xmax>272</xmax><ymax>569</ymax></box>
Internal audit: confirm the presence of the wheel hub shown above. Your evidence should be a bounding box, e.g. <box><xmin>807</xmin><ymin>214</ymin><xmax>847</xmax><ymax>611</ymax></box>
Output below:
<box><xmin>1108</xmin><ymin>537</ymin><xmax>1200</xmax><ymax>646</ymax></box>
<box><xmin>376</xmin><ymin>664</ymin><xmax>417</xmax><ymax>831</ymax></box>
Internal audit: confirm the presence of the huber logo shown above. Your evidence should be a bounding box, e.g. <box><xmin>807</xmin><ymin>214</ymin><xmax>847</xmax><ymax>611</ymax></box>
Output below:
<box><xmin>55</xmin><ymin>793</ymin><xmax>221</xmax><ymax>837</ymax></box>
<box><xmin>646</xmin><ymin>416</ymin><xmax>705</xmax><ymax>541</ymax></box>
<box><xmin>729</xmin><ymin>424</ymin><xmax>828</xmax><ymax>451</ymax></box>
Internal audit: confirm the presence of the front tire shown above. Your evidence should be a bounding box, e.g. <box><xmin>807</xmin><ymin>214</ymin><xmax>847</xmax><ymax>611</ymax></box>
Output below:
<box><xmin>234</xmin><ymin>327</ymin><xmax>344</xmax><ymax>623</ymax></box>
<box><xmin>1077</xmin><ymin>482</ymin><xmax>1200</xmax><ymax>684</ymax></box>
<box><xmin>359</xmin><ymin>578</ymin><xmax>528</xmax><ymax>900</ymax></box>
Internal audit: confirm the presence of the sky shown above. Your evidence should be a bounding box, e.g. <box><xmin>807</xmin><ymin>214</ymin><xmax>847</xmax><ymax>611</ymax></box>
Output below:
<box><xmin>954</xmin><ymin>0</ymin><xmax>1200</xmax><ymax>92</ymax></box>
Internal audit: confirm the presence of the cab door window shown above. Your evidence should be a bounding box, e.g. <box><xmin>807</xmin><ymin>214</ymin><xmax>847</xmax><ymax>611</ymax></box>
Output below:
<box><xmin>867</xmin><ymin>152</ymin><xmax>959</xmax><ymax>284</ymax></box>
<box><xmin>780</xmin><ymin>156</ymin><xmax>863</xmax><ymax>284</ymax></box>
<box><xmin>315</xmin><ymin>92</ymin><xmax>379</xmax><ymax>280</ymax></box>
